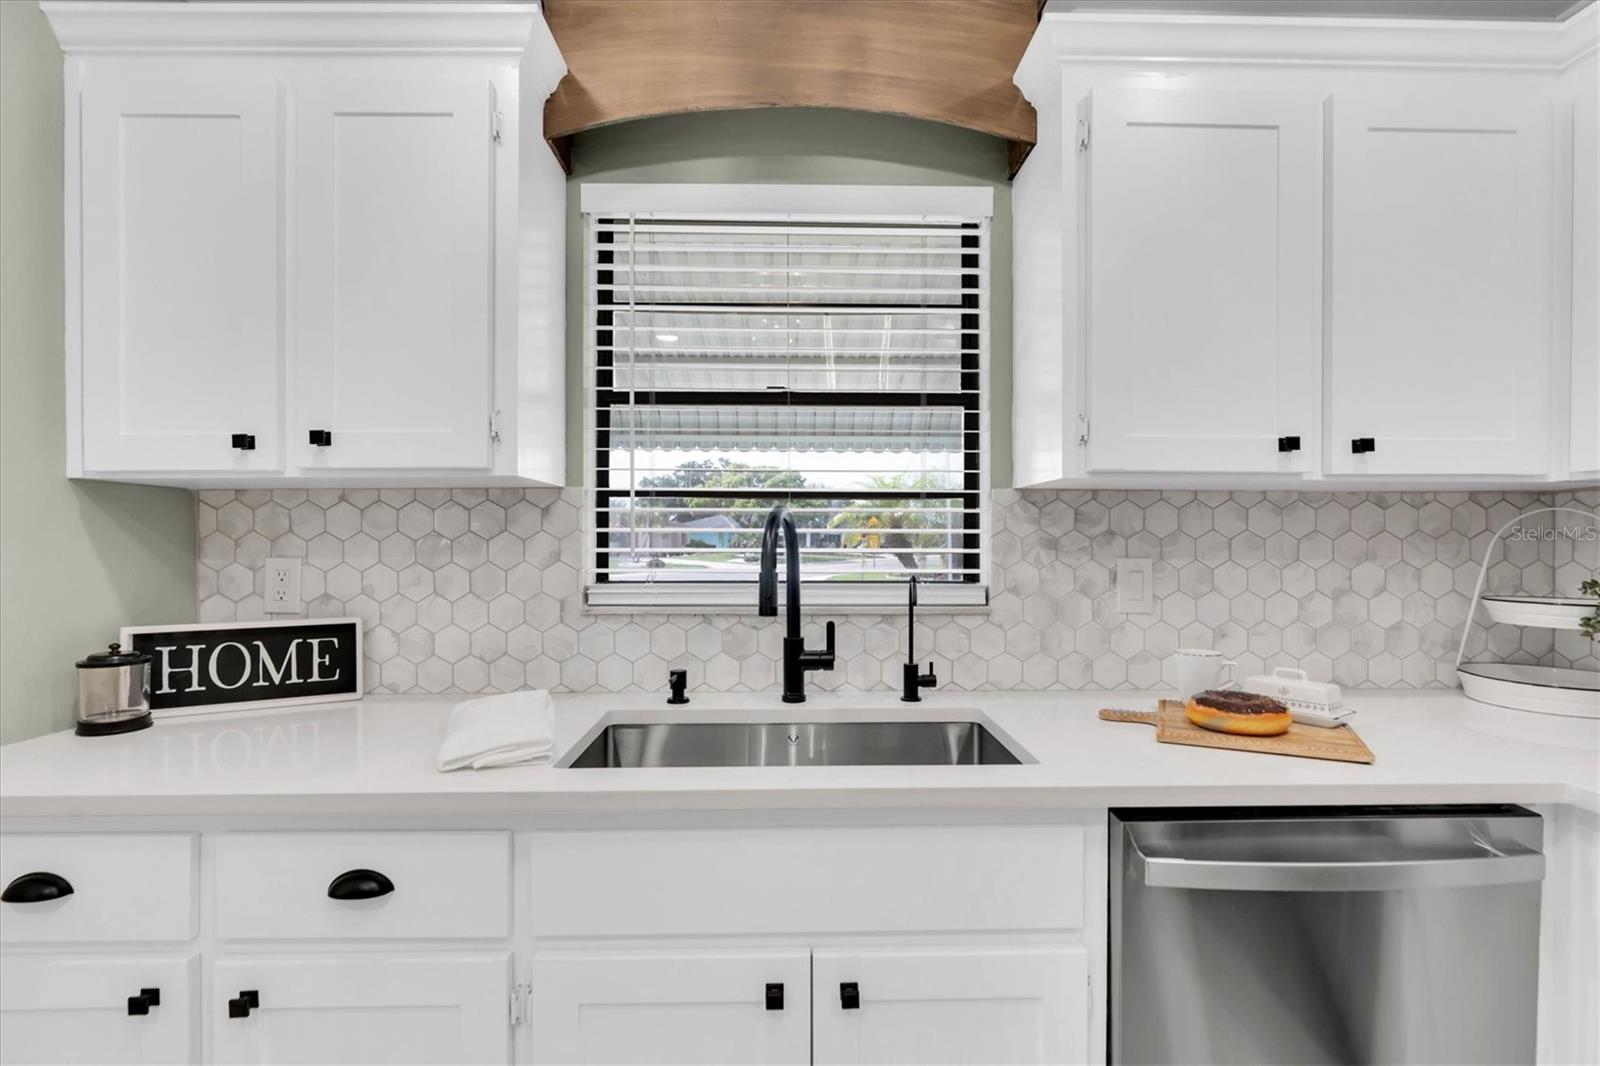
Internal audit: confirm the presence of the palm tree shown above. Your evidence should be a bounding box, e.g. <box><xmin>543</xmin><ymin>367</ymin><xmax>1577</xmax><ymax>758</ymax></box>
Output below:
<box><xmin>828</xmin><ymin>472</ymin><xmax>956</xmax><ymax>572</ymax></box>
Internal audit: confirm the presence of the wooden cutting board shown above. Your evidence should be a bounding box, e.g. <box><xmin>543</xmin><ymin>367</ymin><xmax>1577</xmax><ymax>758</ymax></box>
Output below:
<box><xmin>1100</xmin><ymin>699</ymin><xmax>1374</xmax><ymax>765</ymax></box>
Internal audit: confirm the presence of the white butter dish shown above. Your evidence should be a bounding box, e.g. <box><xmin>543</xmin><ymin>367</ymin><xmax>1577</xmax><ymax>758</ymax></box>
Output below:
<box><xmin>1240</xmin><ymin>667</ymin><xmax>1352</xmax><ymax>728</ymax></box>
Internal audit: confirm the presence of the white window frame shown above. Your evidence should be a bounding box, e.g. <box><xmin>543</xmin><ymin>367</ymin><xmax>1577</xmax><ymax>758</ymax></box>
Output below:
<box><xmin>581</xmin><ymin>184</ymin><xmax>992</xmax><ymax>611</ymax></box>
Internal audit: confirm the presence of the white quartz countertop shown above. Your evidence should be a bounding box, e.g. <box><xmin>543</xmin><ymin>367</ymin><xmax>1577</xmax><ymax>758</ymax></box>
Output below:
<box><xmin>1</xmin><ymin>690</ymin><xmax>1596</xmax><ymax>819</ymax></box>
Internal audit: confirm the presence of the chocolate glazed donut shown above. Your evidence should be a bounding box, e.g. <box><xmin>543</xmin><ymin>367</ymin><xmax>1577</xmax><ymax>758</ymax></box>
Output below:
<box><xmin>1186</xmin><ymin>689</ymin><xmax>1292</xmax><ymax>735</ymax></box>
<box><xmin>1191</xmin><ymin>690</ymin><xmax>1288</xmax><ymax>716</ymax></box>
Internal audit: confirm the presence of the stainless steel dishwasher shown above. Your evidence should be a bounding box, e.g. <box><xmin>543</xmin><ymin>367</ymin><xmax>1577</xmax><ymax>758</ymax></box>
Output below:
<box><xmin>1110</xmin><ymin>806</ymin><xmax>1544</xmax><ymax>1065</ymax></box>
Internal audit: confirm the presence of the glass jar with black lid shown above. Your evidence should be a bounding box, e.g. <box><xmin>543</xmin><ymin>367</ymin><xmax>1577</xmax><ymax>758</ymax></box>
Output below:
<box><xmin>75</xmin><ymin>642</ymin><xmax>153</xmax><ymax>736</ymax></box>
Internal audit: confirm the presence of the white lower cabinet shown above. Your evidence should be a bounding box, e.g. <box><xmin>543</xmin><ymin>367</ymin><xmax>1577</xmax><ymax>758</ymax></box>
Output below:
<box><xmin>528</xmin><ymin>950</ymin><xmax>811</xmax><ymax>1065</ymax></box>
<box><xmin>0</xmin><ymin>953</ymin><xmax>197</xmax><ymax>1066</ymax></box>
<box><xmin>812</xmin><ymin>947</ymin><xmax>1087</xmax><ymax>1066</ymax></box>
<box><xmin>527</xmin><ymin>946</ymin><xmax>1086</xmax><ymax>1066</ymax></box>
<box><xmin>210</xmin><ymin>952</ymin><xmax>511</xmax><ymax>1065</ymax></box>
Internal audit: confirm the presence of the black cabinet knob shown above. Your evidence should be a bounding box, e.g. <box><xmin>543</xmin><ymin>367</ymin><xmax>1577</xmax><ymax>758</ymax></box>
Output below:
<box><xmin>228</xmin><ymin>990</ymin><xmax>259</xmax><ymax>1018</ymax></box>
<box><xmin>1277</xmin><ymin>436</ymin><xmax>1301</xmax><ymax>453</ymax></box>
<box><xmin>327</xmin><ymin>868</ymin><xmax>394</xmax><ymax>900</ymax></box>
<box><xmin>2</xmin><ymin>871</ymin><xmax>73</xmax><ymax>903</ymax></box>
<box><xmin>127</xmin><ymin>988</ymin><xmax>159</xmax><ymax>1016</ymax></box>
<box><xmin>231</xmin><ymin>433</ymin><xmax>256</xmax><ymax>451</ymax></box>
<box><xmin>840</xmin><ymin>982</ymin><xmax>860</xmax><ymax>1010</ymax></box>
<box><xmin>308</xmin><ymin>429</ymin><xmax>333</xmax><ymax>447</ymax></box>
<box><xmin>765</xmin><ymin>983</ymin><xmax>784</xmax><ymax>1011</ymax></box>
<box><xmin>1352</xmin><ymin>437</ymin><xmax>1376</xmax><ymax>454</ymax></box>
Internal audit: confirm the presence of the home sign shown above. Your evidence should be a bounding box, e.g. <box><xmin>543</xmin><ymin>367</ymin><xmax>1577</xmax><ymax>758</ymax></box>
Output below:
<box><xmin>119</xmin><ymin>618</ymin><xmax>363</xmax><ymax>717</ymax></box>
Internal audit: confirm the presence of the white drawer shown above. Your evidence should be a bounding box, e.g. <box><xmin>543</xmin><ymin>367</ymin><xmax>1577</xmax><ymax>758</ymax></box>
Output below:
<box><xmin>529</xmin><ymin>824</ymin><xmax>1083</xmax><ymax>938</ymax></box>
<box><xmin>0</xmin><ymin>833</ymin><xmax>197</xmax><ymax>943</ymax></box>
<box><xmin>215</xmin><ymin>831</ymin><xmax>510</xmax><ymax>940</ymax></box>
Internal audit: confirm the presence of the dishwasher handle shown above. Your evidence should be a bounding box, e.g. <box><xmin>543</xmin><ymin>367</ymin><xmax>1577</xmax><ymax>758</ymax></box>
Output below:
<box><xmin>1130</xmin><ymin>839</ymin><xmax>1545</xmax><ymax>892</ymax></box>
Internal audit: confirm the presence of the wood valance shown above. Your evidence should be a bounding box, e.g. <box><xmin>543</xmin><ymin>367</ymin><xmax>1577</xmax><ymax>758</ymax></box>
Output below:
<box><xmin>542</xmin><ymin>0</ymin><xmax>1039</xmax><ymax>174</ymax></box>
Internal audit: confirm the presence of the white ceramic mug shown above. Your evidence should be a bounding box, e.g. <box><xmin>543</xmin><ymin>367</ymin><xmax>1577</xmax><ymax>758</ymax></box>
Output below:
<box><xmin>1173</xmin><ymin>648</ymin><xmax>1238</xmax><ymax>698</ymax></box>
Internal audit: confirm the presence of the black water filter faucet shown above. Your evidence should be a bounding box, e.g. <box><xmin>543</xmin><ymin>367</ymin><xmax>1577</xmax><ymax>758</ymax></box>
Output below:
<box><xmin>901</xmin><ymin>575</ymin><xmax>937</xmax><ymax>702</ymax></box>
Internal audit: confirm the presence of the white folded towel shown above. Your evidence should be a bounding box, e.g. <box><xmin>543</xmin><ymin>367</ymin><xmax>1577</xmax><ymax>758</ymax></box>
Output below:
<box><xmin>436</xmin><ymin>690</ymin><xmax>557</xmax><ymax>771</ymax></box>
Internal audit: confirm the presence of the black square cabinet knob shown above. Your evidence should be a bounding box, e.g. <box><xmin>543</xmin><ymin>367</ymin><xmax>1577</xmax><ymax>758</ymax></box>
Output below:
<box><xmin>1277</xmin><ymin>436</ymin><xmax>1301</xmax><ymax>453</ymax></box>
<box><xmin>765</xmin><ymin>983</ymin><xmax>784</xmax><ymax>1011</ymax></box>
<box><xmin>1351</xmin><ymin>437</ymin><xmax>1376</xmax><ymax>454</ymax></box>
<box><xmin>308</xmin><ymin>429</ymin><xmax>333</xmax><ymax>447</ymax></box>
<box><xmin>230</xmin><ymin>433</ymin><xmax>256</xmax><ymax>451</ymax></box>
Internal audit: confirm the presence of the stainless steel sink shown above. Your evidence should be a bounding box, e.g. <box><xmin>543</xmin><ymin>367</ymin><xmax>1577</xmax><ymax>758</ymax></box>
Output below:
<box><xmin>566</xmin><ymin>720</ymin><xmax>1023</xmax><ymax>768</ymax></box>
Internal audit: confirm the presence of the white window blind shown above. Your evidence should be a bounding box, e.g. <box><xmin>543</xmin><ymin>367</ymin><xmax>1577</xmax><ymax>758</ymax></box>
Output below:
<box><xmin>586</xmin><ymin>203</ymin><xmax>988</xmax><ymax>608</ymax></box>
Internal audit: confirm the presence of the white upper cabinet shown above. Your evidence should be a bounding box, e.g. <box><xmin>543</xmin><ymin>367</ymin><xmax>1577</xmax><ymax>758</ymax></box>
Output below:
<box><xmin>43</xmin><ymin>1</ymin><xmax>568</xmax><ymax>487</ymax></box>
<box><xmin>292</xmin><ymin>78</ymin><xmax>496</xmax><ymax>472</ymax></box>
<box><xmin>1080</xmin><ymin>88</ymin><xmax>1320</xmax><ymax>474</ymax></box>
<box><xmin>78</xmin><ymin>75</ymin><xmax>283</xmax><ymax>476</ymax></box>
<box><xmin>1325</xmin><ymin>90</ymin><xmax>1551</xmax><ymax>477</ymax></box>
<box><xmin>1012</xmin><ymin>8</ymin><xmax>1594</xmax><ymax>488</ymax></box>
<box><xmin>1565</xmin><ymin>51</ymin><xmax>1599</xmax><ymax>480</ymax></box>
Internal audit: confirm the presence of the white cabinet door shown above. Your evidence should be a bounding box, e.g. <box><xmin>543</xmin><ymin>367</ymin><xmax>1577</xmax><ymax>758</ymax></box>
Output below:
<box><xmin>292</xmin><ymin>78</ymin><xmax>496</xmax><ymax>472</ymax></box>
<box><xmin>0</xmin><ymin>953</ymin><xmax>196</xmax><ymax>1065</ymax></box>
<box><xmin>210</xmin><ymin>952</ymin><xmax>509</xmax><ymax>1065</ymax></box>
<box><xmin>1081</xmin><ymin>88</ymin><xmax>1320</xmax><ymax>474</ymax></box>
<box><xmin>1568</xmin><ymin>58</ymin><xmax>1599</xmax><ymax>480</ymax></box>
<box><xmin>1327</xmin><ymin>90</ymin><xmax>1551</xmax><ymax>476</ymax></box>
<box><xmin>812</xmin><ymin>946</ymin><xmax>1088</xmax><ymax>1066</ymax></box>
<box><xmin>79</xmin><ymin>75</ymin><xmax>282</xmax><ymax>475</ymax></box>
<box><xmin>528</xmin><ymin>950</ymin><xmax>811</xmax><ymax>1065</ymax></box>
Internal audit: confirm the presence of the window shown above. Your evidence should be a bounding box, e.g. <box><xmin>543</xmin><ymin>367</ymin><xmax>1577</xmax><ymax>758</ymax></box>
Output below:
<box><xmin>584</xmin><ymin>185</ymin><xmax>990</xmax><ymax>608</ymax></box>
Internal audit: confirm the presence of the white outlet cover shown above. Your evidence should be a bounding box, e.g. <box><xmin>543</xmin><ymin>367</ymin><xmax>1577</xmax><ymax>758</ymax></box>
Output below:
<box><xmin>1115</xmin><ymin>557</ymin><xmax>1155</xmax><ymax>615</ymax></box>
<box><xmin>263</xmin><ymin>556</ymin><xmax>302</xmax><ymax>615</ymax></box>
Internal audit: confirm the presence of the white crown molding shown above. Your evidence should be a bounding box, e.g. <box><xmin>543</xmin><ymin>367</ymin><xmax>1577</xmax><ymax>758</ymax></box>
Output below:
<box><xmin>1016</xmin><ymin>5</ymin><xmax>1597</xmax><ymax>104</ymax></box>
<box><xmin>41</xmin><ymin>1</ymin><xmax>541</xmax><ymax>56</ymax></box>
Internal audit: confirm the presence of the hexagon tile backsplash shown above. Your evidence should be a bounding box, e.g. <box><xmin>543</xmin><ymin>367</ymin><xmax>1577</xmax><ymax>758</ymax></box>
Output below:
<box><xmin>196</xmin><ymin>488</ymin><xmax>1598</xmax><ymax>696</ymax></box>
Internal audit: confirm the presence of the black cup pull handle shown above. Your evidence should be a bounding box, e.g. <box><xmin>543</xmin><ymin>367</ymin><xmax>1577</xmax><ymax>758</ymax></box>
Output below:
<box><xmin>765</xmin><ymin>983</ymin><xmax>784</xmax><ymax>1010</ymax></box>
<box><xmin>127</xmin><ymin>988</ymin><xmax>159</xmax><ymax>1016</ymax></box>
<box><xmin>228</xmin><ymin>990</ymin><xmax>259</xmax><ymax>1018</ymax></box>
<box><xmin>2</xmin><ymin>871</ymin><xmax>73</xmax><ymax>904</ymax></box>
<box><xmin>327</xmin><ymin>868</ymin><xmax>394</xmax><ymax>900</ymax></box>
<box><xmin>840</xmin><ymin>982</ymin><xmax>860</xmax><ymax>1010</ymax></box>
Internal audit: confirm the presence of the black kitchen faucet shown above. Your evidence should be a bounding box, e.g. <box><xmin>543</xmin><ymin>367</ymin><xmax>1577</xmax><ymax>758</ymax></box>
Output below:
<box><xmin>758</xmin><ymin>504</ymin><xmax>835</xmax><ymax>703</ymax></box>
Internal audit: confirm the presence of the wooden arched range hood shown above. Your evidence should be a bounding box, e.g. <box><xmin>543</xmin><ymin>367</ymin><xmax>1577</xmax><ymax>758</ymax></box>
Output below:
<box><xmin>542</xmin><ymin>0</ymin><xmax>1040</xmax><ymax>175</ymax></box>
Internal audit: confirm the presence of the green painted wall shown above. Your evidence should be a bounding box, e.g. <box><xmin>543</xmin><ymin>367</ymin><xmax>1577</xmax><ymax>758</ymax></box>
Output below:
<box><xmin>0</xmin><ymin>1</ymin><xmax>197</xmax><ymax>743</ymax></box>
<box><xmin>564</xmin><ymin>108</ymin><xmax>1013</xmax><ymax>487</ymax></box>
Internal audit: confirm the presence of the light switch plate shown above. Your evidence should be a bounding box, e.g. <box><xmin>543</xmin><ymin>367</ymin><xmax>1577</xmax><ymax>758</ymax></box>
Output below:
<box><xmin>263</xmin><ymin>557</ymin><xmax>302</xmax><ymax>614</ymax></box>
<box><xmin>1115</xmin><ymin>557</ymin><xmax>1155</xmax><ymax>614</ymax></box>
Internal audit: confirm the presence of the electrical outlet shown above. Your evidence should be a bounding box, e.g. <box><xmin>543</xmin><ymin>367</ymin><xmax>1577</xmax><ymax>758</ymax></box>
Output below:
<box><xmin>1115</xmin><ymin>557</ymin><xmax>1155</xmax><ymax>615</ymax></box>
<box><xmin>263</xmin><ymin>557</ymin><xmax>302</xmax><ymax>614</ymax></box>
